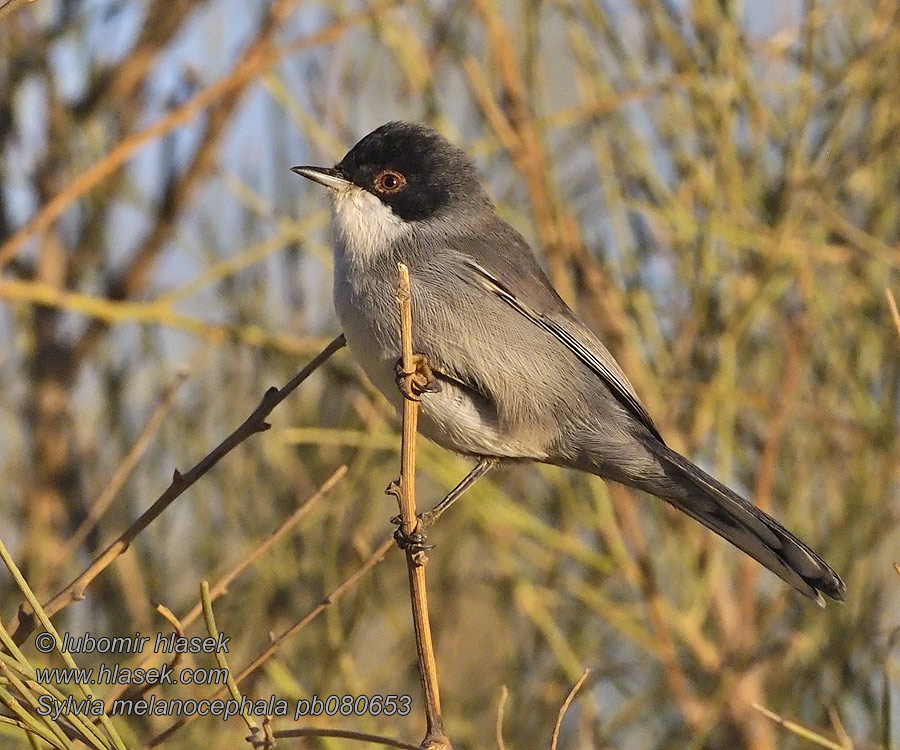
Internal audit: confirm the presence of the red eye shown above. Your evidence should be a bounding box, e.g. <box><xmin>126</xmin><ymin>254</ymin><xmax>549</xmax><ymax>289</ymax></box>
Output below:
<box><xmin>374</xmin><ymin>169</ymin><xmax>406</xmax><ymax>193</ymax></box>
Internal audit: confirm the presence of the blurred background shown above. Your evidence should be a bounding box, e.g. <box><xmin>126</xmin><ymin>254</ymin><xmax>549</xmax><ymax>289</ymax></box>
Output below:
<box><xmin>0</xmin><ymin>0</ymin><xmax>898</xmax><ymax>748</ymax></box>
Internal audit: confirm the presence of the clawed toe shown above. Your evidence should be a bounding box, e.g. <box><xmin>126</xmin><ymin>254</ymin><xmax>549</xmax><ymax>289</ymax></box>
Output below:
<box><xmin>390</xmin><ymin>510</ymin><xmax>436</xmax><ymax>531</ymax></box>
<box><xmin>394</xmin><ymin>354</ymin><xmax>441</xmax><ymax>401</ymax></box>
<box><xmin>392</xmin><ymin>525</ymin><xmax>435</xmax><ymax>554</ymax></box>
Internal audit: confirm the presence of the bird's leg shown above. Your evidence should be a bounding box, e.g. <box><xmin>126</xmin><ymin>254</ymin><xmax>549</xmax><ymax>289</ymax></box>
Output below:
<box><xmin>390</xmin><ymin>458</ymin><xmax>499</xmax><ymax>550</ymax></box>
<box><xmin>386</xmin><ymin>479</ymin><xmax>433</xmax><ymax>553</ymax></box>
<box><xmin>420</xmin><ymin>457</ymin><xmax>498</xmax><ymax>528</ymax></box>
<box><xmin>394</xmin><ymin>353</ymin><xmax>441</xmax><ymax>401</ymax></box>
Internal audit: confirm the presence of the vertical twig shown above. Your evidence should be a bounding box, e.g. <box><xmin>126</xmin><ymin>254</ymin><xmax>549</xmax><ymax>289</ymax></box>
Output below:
<box><xmin>199</xmin><ymin>581</ymin><xmax>263</xmax><ymax>746</ymax></box>
<box><xmin>495</xmin><ymin>686</ymin><xmax>509</xmax><ymax>750</ymax></box>
<box><xmin>550</xmin><ymin>669</ymin><xmax>590</xmax><ymax>750</ymax></box>
<box><xmin>886</xmin><ymin>289</ymin><xmax>900</xmax><ymax>344</ymax></box>
<box><xmin>394</xmin><ymin>263</ymin><xmax>452</xmax><ymax>750</ymax></box>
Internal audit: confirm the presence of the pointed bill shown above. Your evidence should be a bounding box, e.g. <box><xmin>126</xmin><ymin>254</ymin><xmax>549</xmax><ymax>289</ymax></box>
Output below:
<box><xmin>291</xmin><ymin>166</ymin><xmax>352</xmax><ymax>190</ymax></box>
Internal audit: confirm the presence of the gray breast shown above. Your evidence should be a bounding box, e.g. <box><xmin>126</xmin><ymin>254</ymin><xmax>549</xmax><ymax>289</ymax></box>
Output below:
<box><xmin>331</xmin><ymin>254</ymin><xmax>550</xmax><ymax>460</ymax></box>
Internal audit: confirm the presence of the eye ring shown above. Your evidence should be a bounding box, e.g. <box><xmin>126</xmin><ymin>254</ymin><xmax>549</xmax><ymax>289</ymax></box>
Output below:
<box><xmin>374</xmin><ymin>169</ymin><xmax>406</xmax><ymax>194</ymax></box>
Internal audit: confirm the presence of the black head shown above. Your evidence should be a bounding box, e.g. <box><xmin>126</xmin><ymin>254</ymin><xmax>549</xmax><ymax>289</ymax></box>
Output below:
<box><xmin>294</xmin><ymin>122</ymin><xmax>484</xmax><ymax>222</ymax></box>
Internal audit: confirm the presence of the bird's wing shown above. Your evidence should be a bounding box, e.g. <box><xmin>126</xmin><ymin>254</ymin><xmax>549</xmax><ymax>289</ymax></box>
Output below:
<box><xmin>457</xmin><ymin>256</ymin><xmax>663</xmax><ymax>442</ymax></box>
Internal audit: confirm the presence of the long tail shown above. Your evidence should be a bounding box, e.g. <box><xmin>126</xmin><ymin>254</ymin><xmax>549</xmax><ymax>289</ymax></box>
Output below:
<box><xmin>636</xmin><ymin>438</ymin><xmax>846</xmax><ymax>605</ymax></box>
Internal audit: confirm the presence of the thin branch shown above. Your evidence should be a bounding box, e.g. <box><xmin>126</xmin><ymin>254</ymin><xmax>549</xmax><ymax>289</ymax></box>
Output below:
<box><xmin>550</xmin><ymin>669</ymin><xmax>591</xmax><ymax>750</ymax></box>
<box><xmin>145</xmin><ymin>534</ymin><xmax>395</xmax><ymax>747</ymax></box>
<box><xmin>751</xmin><ymin>703</ymin><xmax>848</xmax><ymax>750</ymax></box>
<box><xmin>0</xmin><ymin>278</ymin><xmax>329</xmax><ymax>357</ymax></box>
<box><xmin>495</xmin><ymin>686</ymin><xmax>509</xmax><ymax>750</ymax></box>
<box><xmin>103</xmin><ymin>466</ymin><xmax>347</xmax><ymax>706</ymax></box>
<box><xmin>8</xmin><ymin>334</ymin><xmax>346</xmax><ymax>645</ymax></box>
<box><xmin>886</xmin><ymin>289</ymin><xmax>900</xmax><ymax>344</ymax></box>
<box><xmin>200</xmin><ymin>581</ymin><xmax>261</xmax><ymax>743</ymax></box>
<box><xmin>393</xmin><ymin>263</ymin><xmax>451</xmax><ymax>750</ymax></box>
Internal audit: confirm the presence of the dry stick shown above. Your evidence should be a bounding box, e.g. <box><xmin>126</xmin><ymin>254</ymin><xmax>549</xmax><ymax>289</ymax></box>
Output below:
<box><xmin>8</xmin><ymin>334</ymin><xmax>346</xmax><ymax>645</ymax></box>
<box><xmin>886</xmin><ymin>289</ymin><xmax>900</xmax><ymax>343</ymax></box>
<box><xmin>495</xmin><ymin>686</ymin><xmax>510</xmax><ymax>750</ymax></box>
<box><xmin>103</xmin><ymin>466</ymin><xmax>347</xmax><ymax>706</ymax></box>
<box><xmin>144</xmin><ymin>535</ymin><xmax>394</xmax><ymax>748</ymax></box>
<box><xmin>549</xmin><ymin>669</ymin><xmax>591</xmax><ymax>750</ymax></box>
<box><xmin>393</xmin><ymin>264</ymin><xmax>451</xmax><ymax>750</ymax></box>
<box><xmin>750</xmin><ymin>703</ymin><xmax>846</xmax><ymax>750</ymax></box>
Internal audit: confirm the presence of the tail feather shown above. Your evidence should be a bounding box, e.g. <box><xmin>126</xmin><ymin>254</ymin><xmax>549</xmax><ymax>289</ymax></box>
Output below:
<box><xmin>640</xmin><ymin>439</ymin><xmax>845</xmax><ymax>605</ymax></box>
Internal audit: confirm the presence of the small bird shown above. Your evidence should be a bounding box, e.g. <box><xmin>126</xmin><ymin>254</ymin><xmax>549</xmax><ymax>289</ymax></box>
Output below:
<box><xmin>293</xmin><ymin>121</ymin><xmax>845</xmax><ymax>605</ymax></box>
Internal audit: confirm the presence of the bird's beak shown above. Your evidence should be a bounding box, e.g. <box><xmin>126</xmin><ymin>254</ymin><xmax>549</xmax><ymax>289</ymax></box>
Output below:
<box><xmin>291</xmin><ymin>166</ymin><xmax>352</xmax><ymax>191</ymax></box>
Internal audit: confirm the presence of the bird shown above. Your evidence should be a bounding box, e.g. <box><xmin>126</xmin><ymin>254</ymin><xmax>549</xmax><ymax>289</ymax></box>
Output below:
<box><xmin>292</xmin><ymin>121</ymin><xmax>845</xmax><ymax>606</ymax></box>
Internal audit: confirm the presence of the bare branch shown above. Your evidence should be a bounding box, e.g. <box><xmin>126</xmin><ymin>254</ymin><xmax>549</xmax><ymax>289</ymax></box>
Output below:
<box><xmin>8</xmin><ymin>334</ymin><xmax>346</xmax><ymax>645</ymax></box>
<box><xmin>550</xmin><ymin>669</ymin><xmax>590</xmax><ymax>750</ymax></box>
<box><xmin>145</xmin><ymin>534</ymin><xmax>395</xmax><ymax>747</ymax></box>
<box><xmin>393</xmin><ymin>262</ymin><xmax>451</xmax><ymax>750</ymax></box>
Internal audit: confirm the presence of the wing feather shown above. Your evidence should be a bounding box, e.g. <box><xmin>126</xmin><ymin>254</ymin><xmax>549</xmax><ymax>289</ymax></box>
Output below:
<box><xmin>459</xmin><ymin>257</ymin><xmax>664</xmax><ymax>442</ymax></box>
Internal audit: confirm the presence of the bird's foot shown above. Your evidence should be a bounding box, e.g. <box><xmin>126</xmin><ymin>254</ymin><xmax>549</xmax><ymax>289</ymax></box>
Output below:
<box><xmin>385</xmin><ymin>481</ymin><xmax>436</xmax><ymax>559</ymax></box>
<box><xmin>391</xmin><ymin>524</ymin><xmax>434</xmax><ymax>559</ymax></box>
<box><xmin>389</xmin><ymin>508</ymin><xmax>437</xmax><ymax>535</ymax></box>
<box><xmin>394</xmin><ymin>354</ymin><xmax>441</xmax><ymax>401</ymax></box>
<box><xmin>390</xmin><ymin>512</ymin><xmax>436</xmax><ymax>556</ymax></box>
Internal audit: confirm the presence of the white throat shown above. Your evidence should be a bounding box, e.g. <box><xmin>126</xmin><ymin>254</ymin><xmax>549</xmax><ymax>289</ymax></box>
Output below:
<box><xmin>330</xmin><ymin>186</ymin><xmax>408</xmax><ymax>264</ymax></box>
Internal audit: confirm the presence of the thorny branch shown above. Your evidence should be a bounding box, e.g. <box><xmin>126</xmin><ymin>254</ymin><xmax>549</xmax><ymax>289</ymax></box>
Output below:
<box><xmin>8</xmin><ymin>334</ymin><xmax>346</xmax><ymax>645</ymax></box>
